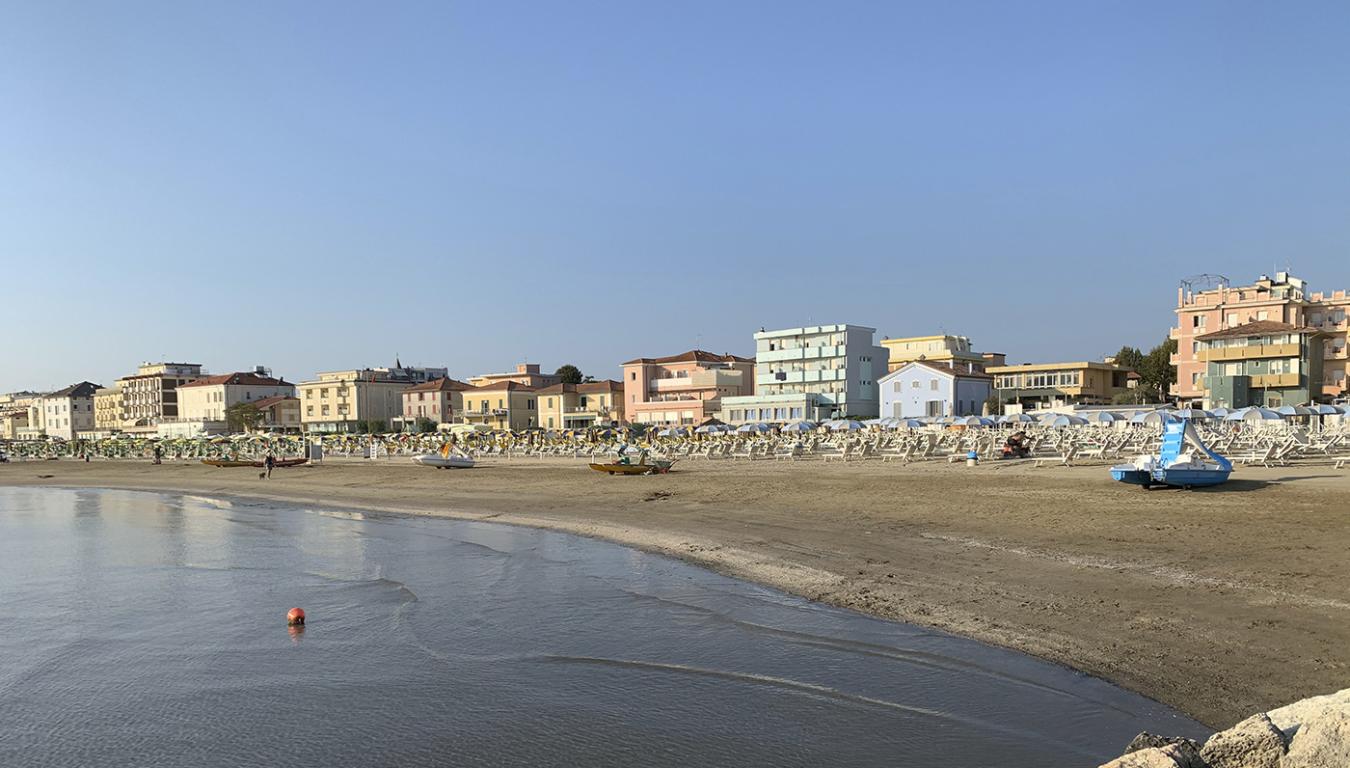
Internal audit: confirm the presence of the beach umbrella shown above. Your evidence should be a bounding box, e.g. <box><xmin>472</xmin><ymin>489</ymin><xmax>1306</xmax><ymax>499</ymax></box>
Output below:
<box><xmin>899</xmin><ymin>418</ymin><xmax>926</xmax><ymax>429</ymax></box>
<box><xmin>1042</xmin><ymin>414</ymin><xmax>1089</xmax><ymax>427</ymax></box>
<box><xmin>735</xmin><ymin>422</ymin><xmax>772</xmax><ymax>434</ymax></box>
<box><xmin>826</xmin><ymin>420</ymin><xmax>864</xmax><ymax>432</ymax></box>
<box><xmin>1275</xmin><ymin>405</ymin><xmax>1315</xmax><ymax>417</ymax></box>
<box><xmin>656</xmin><ymin>427</ymin><xmax>688</xmax><ymax>438</ymax></box>
<box><xmin>1084</xmin><ymin>411</ymin><xmax>1124</xmax><ymax>424</ymax></box>
<box><xmin>1224</xmin><ymin>407</ymin><xmax>1283</xmax><ymax>421</ymax></box>
<box><xmin>954</xmin><ymin>415</ymin><xmax>995</xmax><ymax>427</ymax></box>
<box><xmin>1310</xmin><ymin>404</ymin><xmax>1344</xmax><ymax>415</ymax></box>
<box><xmin>695</xmin><ymin>423</ymin><xmax>730</xmax><ymax>434</ymax></box>
<box><xmin>780</xmin><ymin>421</ymin><xmax>816</xmax><ymax>433</ymax></box>
<box><xmin>875</xmin><ymin>417</ymin><xmax>905</xmax><ymax>429</ymax></box>
<box><xmin>1172</xmin><ymin>408</ymin><xmax>1213</xmax><ymax>420</ymax></box>
<box><xmin>997</xmin><ymin>413</ymin><xmax>1037</xmax><ymax>424</ymax></box>
<box><xmin>1129</xmin><ymin>411</ymin><xmax>1177</xmax><ymax>425</ymax></box>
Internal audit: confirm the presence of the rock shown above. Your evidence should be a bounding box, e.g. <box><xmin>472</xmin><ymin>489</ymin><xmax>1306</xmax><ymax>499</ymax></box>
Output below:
<box><xmin>1201</xmin><ymin>712</ymin><xmax>1288</xmax><ymax>768</ymax></box>
<box><xmin>1266</xmin><ymin>688</ymin><xmax>1350</xmax><ymax>741</ymax></box>
<box><xmin>1125</xmin><ymin>733</ymin><xmax>1207</xmax><ymax>768</ymax></box>
<box><xmin>1279</xmin><ymin>710</ymin><xmax>1350</xmax><ymax>768</ymax></box>
<box><xmin>1098</xmin><ymin>745</ymin><xmax>1186</xmax><ymax>768</ymax></box>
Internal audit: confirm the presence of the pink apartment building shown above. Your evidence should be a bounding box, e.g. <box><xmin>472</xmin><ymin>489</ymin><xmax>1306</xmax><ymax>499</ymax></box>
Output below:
<box><xmin>398</xmin><ymin>377</ymin><xmax>473</xmax><ymax>427</ymax></box>
<box><xmin>1171</xmin><ymin>272</ymin><xmax>1349</xmax><ymax>404</ymax></box>
<box><xmin>621</xmin><ymin>350</ymin><xmax>755</xmax><ymax>426</ymax></box>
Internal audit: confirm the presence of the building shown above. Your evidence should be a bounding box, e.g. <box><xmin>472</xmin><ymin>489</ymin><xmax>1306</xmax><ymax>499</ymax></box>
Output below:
<box><xmin>468</xmin><ymin>363</ymin><xmax>561</xmax><ymax>389</ymax></box>
<box><xmin>116</xmin><ymin>362</ymin><xmax>205</xmax><ymax>435</ymax></box>
<box><xmin>621</xmin><ymin>350</ymin><xmax>754</xmax><ymax>427</ymax></box>
<box><xmin>37</xmin><ymin>382</ymin><xmax>101</xmax><ymax>441</ymax></box>
<box><xmin>989</xmin><ymin>361</ymin><xmax>1132</xmax><ymax>411</ymax></box>
<box><xmin>94</xmin><ymin>385</ymin><xmax>123</xmax><ymax>432</ymax></box>
<box><xmin>297</xmin><ymin>369</ymin><xmax>414</xmax><ymax>433</ymax></box>
<box><xmin>1193</xmin><ymin>320</ymin><xmax>1325</xmax><ymax>409</ymax></box>
<box><xmin>369</xmin><ymin>360</ymin><xmax>448</xmax><ymax>384</ymax></box>
<box><xmin>250</xmin><ymin>396</ymin><xmax>302</xmax><ymax>433</ymax></box>
<box><xmin>0</xmin><ymin>391</ymin><xmax>41</xmax><ymax>440</ymax></box>
<box><xmin>173</xmin><ymin>369</ymin><xmax>296</xmax><ymax>436</ymax></box>
<box><xmin>395</xmin><ymin>377</ymin><xmax>473</xmax><ymax>431</ymax></box>
<box><xmin>536</xmin><ymin>380</ymin><xmax>624</xmax><ymax>430</ymax></box>
<box><xmin>461</xmin><ymin>381</ymin><xmax>538</xmax><ymax>431</ymax></box>
<box><xmin>879</xmin><ymin>335</ymin><xmax>1006</xmax><ymax>373</ymax></box>
<box><xmin>1171</xmin><ymin>272</ymin><xmax>1349</xmax><ymax>404</ymax></box>
<box><xmin>718</xmin><ymin>324</ymin><xmax>888</xmax><ymax>424</ymax></box>
<box><xmin>879</xmin><ymin>360</ymin><xmax>993</xmax><ymax>419</ymax></box>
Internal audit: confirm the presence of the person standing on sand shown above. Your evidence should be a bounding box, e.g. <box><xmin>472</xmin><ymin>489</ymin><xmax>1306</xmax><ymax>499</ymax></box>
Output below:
<box><xmin>153</xmin><ymin>445</ymin><xmax>162</xmax><ymax>465</ymax></box>
<box><xmin>264</xmin><ymin>453</ymin><xmax>275</xmax><ymax>479</ymax></box>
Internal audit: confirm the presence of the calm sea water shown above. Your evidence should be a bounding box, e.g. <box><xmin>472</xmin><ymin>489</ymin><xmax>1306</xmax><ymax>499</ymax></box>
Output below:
<box><xmin>0</xmin><ymin>487</ymin><xmax>1205</xmax><ymax>767</ymax></box>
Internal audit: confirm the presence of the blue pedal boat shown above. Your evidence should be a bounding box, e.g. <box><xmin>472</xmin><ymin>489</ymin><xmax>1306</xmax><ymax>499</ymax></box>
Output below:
<box><xmin>1110</xmin><ymin>419</ymin><xmax>1233</xmax><ymax>489</ymax></box>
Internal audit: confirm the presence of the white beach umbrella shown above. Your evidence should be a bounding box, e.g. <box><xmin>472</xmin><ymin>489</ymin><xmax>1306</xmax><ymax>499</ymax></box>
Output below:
<box><xmin>1042</xmin><ymin>414</ymin><xmax>1089</xmax><ymax>427</ymax></box>
<box><xmin>656</xmin><ymin>427</ymin><xmax>689</xmax><ymax>437</ymax></box>
<box><xmin>1275</xmin><ymin>405</ymin><xmax>1315</xmax><ymax>417</ymax></box>
<box><xmin>955</xmin><ymin>416</ymin><xmax>995</xmax><ymax>427</ymax></box>
<box><xmin>827</xmin><ymin>420</ymin><xmax>864</xmax><ymax>432</ymax></box>
<box><xmin>1084</xmin><ymin>411</ymin><xmax>1124</xmax><ymax>424</ymax></box>
<box><xmin>1130</xmin><ymin>411</ymin><xmax>1177</xmax><ymax>425</ymax></box>
<box><xmin>900</xmin><ymin>418</ymin><xmax>927</xmax><ymax>429</ymax></box>
<box><xmin>694</xmin><ymin>423</ymin><xmax>730</xmax><ymax>434</ymax></box>
<box><xmin>1172</xmin><ymin>408</ymin><xmax>1213</xmax><ymax>420</ymax></box>
<box><xmin>997</xmin><ymin>413</ymin><xmax>1037</xmax><ymax>424</ymax></box>
<box><xmin>735</xmin><ymin>422</ymin><xmax>772</xmax><ymax>434</ymax></box>
<box><xmin>1239</xmin><ymin>407</ymin><xmax>1285</xmax><ymax>421</ymax></box>
<box><xmin>780</xmin><ymin>421</ymin><xmax>816</xmax><ymax>433</ymax></box>
<box><xmin>1310</xmin><ymin>404</ymin><xmax>1344</xmax><ymax>415</ymax></box>
<box><xmin>1208</xmin><ymin>407</ymin><xmax>1233</xmax><ymax>418</ymax></box>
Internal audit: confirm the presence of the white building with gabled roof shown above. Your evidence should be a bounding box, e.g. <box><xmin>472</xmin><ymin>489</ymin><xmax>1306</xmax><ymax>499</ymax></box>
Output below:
<box><xmin>878</xmin><ymin>360</ymin><xmax>993</xmax><ymax>419</ymax></box>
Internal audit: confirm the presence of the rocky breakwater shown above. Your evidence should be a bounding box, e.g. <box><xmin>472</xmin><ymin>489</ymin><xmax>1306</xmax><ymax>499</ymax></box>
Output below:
<box><xmin>1099</xmin><ymin>689</ymin><xmax>1350</xmax><ymax>768</ymax></box>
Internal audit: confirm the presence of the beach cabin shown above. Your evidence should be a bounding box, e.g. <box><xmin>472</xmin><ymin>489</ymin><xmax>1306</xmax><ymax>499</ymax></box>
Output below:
<box><xmin>878</xmin><ymin>361</ymin><xmax>992</xmax><ymax>419</ymax></box>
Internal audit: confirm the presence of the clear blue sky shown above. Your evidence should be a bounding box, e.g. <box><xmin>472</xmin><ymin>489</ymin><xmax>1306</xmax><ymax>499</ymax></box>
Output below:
<box><xmin>3</xmin><ymin>1</ymin><xmax>1349</xmax><ymax>391</ymax></box>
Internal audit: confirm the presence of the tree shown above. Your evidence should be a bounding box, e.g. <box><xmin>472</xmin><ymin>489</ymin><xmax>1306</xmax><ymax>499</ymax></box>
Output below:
<box><xmin>1138</xmin><ymin>337</ymin><xmax>1178</xmax><ymax>402</ymax></box>
<box><xmin>1112</xmin><ymin>345</ymin><xmax>1145</xmax><ymax>373</ymax></box>
<box><xmin>225</xmin><ymin>402</ymin><xmax>263</xmax><ymax>433</ymax></box>
<box><xmin>415</xmin><ymin>417</ymin><xmax>437</xmax><ymax>433</ymax></box>
<box><xmin>555</xmin><ymin>364</ymin><xmax>583</xmax><ymax>385</ymax></box>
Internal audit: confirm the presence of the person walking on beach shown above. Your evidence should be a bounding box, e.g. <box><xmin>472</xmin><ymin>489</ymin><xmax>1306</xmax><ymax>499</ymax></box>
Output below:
<box><xmin>264</xmin><ymin>453</ymin><xmax>275</xmax><ymax>479</ymax></box>
<box><xmin>153</xmin><ymin>445</ymin><xmax>162</xmax><ymax>465</ymax></box>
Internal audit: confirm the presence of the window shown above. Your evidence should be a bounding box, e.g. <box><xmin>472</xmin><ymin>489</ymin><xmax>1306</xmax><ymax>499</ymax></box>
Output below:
<box><xmin>1257</xmin><ymin>311</ymin><xmax>1269</xmax><ymax>321</ymax></box>
<box><xmin>930</xmin><ymin>380</ymin><xmax>938</xmax><ymax>390</ymax></box>
<box><xmin>321</xmin><ymin>405</ymin><xmax>330</xmax><ymax>416</ymax></box>
<box><xmin>1192</xmin><ymin>372</ymin><xmax>1202</xmax><ymax>385</ymax></box>
<box><xmin>912</xmin><ymin>381</ymin><xmax>920</xmax><ymax>388</ymax></box>
<box><xmin>1226</xmin><ymin>313</ymin><xmax>1237</xmax><ymax>326</ymax></box>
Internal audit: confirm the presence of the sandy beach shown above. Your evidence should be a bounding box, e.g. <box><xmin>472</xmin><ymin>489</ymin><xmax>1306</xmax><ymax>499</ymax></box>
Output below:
<box><xmin>3</xmin><ymin>457</ymin><xmax>1347</xmax><ymax>728</ymax></box>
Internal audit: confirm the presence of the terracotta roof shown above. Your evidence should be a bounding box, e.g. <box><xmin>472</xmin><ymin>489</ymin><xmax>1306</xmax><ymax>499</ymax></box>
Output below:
<box><xmin>178</xmin><ymin>372</ymin><xmax>291</xmax><ymax>388</ymax></box>
<box><xmin>1194</xmin><ymin>320</ymin><xmax>1320</xmax><ymax>341</ymax></box>
<box><xmin>537</xmin><ymin>380</ymin><xmax>623</xmax><ymax>395</ymax></box>
<box><xmin>250</xmin><ymin>395</ymin><xmax>299</xmax><ymax>409</ymax></box>
<box><xmin>886</xmin><ymin>360</ymin><xmax>992</xmax><ymax>380</ymax></box>
<box><xmin>403</xmin><ymin>377</ymin><xmax>473</xmax><ymax>393</ymax></box>
<box><xmin>622</xmin><ymin>349</ymin><xmax>753</xmax><ymax>365</ymax></box>
<box><xmin>469</xmin><ymin>381</ymin><xmax>536</xmax><ymax>393</ymax></box>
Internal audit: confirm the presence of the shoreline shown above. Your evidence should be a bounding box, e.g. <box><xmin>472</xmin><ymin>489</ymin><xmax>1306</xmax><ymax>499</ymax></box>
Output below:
<box><xmin>4</xmin><ymin>457</ymin><xmax>1348</xmax><ymax>728</ymax></box>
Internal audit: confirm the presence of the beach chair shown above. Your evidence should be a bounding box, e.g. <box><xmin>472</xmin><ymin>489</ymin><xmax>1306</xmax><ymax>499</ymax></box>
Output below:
<box><xmin>1232</xmin><ymin>444</ymin><xmax>1277</xmax><ymax>468</ymax></box>
<box><xmin>1034</xmin><ymin>445</ymin><xmax>1078</xmax><ymax>468</ymax></box>
<box><xmin>823</xmin><ymin>443</ymin><xmax>855</xmax><ymax>462</ymax></box>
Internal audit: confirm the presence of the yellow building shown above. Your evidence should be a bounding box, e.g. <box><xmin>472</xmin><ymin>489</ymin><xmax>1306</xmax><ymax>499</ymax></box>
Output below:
<box><xmin>297</xmin><ymin>370</ymin><xmax>410</xmax><ymax>433</ymax></box>
<box><xmin>461</xmin><ymin>381</ymin><xmax>538</xmax><ymax>431</ymax></box>
<box><xmin>988</xmin><ymin>361</ymin><xmax>1132</xmax><ymax>410</ymax></box>
<box><xmin>880</xmin><ymin>335</ymin><xmax>1005</xmax><ymax>373</ymax></box>
<box><xmin>94</xmin><ymin>385</ymin><xmax>123</xmax><ymax>432</ymax></box>
<box><xmin>536</xmin><ymin>380</ymin><xmax>624</xmax><ymax>430</ymax></box>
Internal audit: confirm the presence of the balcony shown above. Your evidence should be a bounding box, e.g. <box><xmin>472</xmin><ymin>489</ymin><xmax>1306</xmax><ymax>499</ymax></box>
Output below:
<box><xmin>648</xmin><ymin>369</ymin><xmax>743</xmax><ymax>392</ymax></box>
<box><xmin>1197</xmin><ymin>343</ymin><xmax>1301</xmax><ymax>362</ymax></box>
<box><xmin>756</xmin><ymin>345</ymin><xmax>848</xmax><ymax>363</ymax></box>
<box><xmin>464</xmin><ymin>409</ymin><xmax>509</xmax><ymax>420</ymax></box>
<box><xmin>755</xmin><ymin>368</ymin><xmax>845</xmax><ymax>386</ymax></box>
<box><xmin>1249</xmin><ymin>373</ymin><xmax>1300</xmax><ymax>388</ymax></box>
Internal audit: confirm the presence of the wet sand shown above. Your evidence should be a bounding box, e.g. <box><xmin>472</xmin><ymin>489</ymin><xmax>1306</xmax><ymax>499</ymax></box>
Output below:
<box><xmin>3</xmin><ymin>457</ymin><xmax>1347</xmax><ymax>728</ymax></box>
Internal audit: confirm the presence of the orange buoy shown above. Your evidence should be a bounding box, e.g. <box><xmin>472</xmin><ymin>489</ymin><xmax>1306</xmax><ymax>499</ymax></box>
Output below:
<box><xmin>287</xmin><ymin>607</ymin><xmax>306</xmax><ymax>626</ymax></box>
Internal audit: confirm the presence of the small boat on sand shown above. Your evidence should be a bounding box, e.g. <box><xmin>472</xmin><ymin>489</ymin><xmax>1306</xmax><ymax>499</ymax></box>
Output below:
<box><xmin>412</xmin><ymin>444</ymin><xmax>475</xmax><ymax>469</ymax></box>
<box><xmin>1110</xmin><ymin>419</ymin><xmax>1232</xmax><ymax>489</ymax></box>
<box><xmin>201</xmin><ymin>458</ymin><xmax>309</xmax><ymax>468</ymax></box>
<box><xmin>588</xmin><ymin>459</ymin><xmax>675</xmax><ymax>476</ymax></box>
<box><xmin>412</xmin><ymin>454</ymin><xmax>475</xmax><ymax>469</ymax></box>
